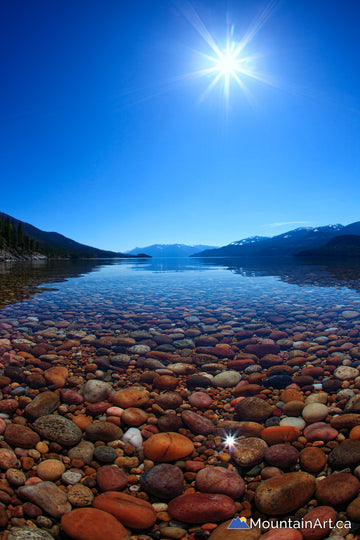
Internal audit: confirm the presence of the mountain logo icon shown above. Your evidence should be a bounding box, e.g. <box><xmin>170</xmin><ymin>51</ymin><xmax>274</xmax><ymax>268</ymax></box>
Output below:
<box><xmin>228</xmin><ymin>517</ymin><xmax>250</xmax><ymax>529</ymax></box>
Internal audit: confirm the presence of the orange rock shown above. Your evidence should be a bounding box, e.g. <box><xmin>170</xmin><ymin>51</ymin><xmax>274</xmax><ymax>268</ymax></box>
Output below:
<box><xmin>350</xmin><ymin>425</ymin><xmax>360</xmax><ymax>440</ymax></box>
<box><xmin>44</xmin><ymin>366</ymin><xmax>68</xmax><ymax>387</ymax></box>
<box><xmin>261</xmin><ymin>530</ymin><xmax>302</xmax><ymax>539</ymax></box>
<box><xmin>280</xmin><ymin>389</ymin><xmax>304</xmax><ymax>403</ymax></box>
<box><xmin>94</xmin><ymin>491</ymin><xmax>156</xmax><ymax>529</ymax></box>
<box><xmin>61</xmin><ymin>507</ymin><xmax>130</xmax><ymax>540</ymax></box>
<box><xmin>299</xmin><ymin>446</ymin><xmax>327</xmax><ymax>473</ymax></box>
<box><xmin>261</xmin><ymin>426</ymin><xmax>300</xmax><ymax>445</ymax></box>
<box><xmin>143</xmin><ymin>432</ymin><xmax>194</xmax><ymax>462</ymax></box>
<box><xmin>111</xmin><ymin>387</ymin><xmax>149</xmax><ymax>408</ymax></box>
<box><xmin>121</xmin><ymin>408</ymin><xmax>149</xmax><ymax>426</ymax></box>
<box><xmin>72</xmin><ymin>415</ymin><xmax>92</xmax><ymax>430</ymax></box>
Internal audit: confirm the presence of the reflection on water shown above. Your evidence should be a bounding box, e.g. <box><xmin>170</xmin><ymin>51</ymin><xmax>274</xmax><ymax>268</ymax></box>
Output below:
<box><xmin>1</xmin><ymin>257</ymin><xmax>360</xmax><ymax>314</ymax></box>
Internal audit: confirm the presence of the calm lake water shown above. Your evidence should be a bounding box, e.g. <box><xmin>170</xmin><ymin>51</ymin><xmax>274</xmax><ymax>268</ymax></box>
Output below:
<box><xmin>1</xmin><ymin>258</ymin><xmax>360</xmax><ymax>331</ymax></box>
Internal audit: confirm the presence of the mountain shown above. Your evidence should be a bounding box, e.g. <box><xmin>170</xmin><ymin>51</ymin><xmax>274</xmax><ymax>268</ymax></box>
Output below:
<box><xmin>298</xmin><ymin>234</ymin><xmax>360</xmax><ymax>258</ymax></box>
<box><xmin>126</xmin><ymin>244</ymin><xmax>217</xmax><ymax>257</ymax></box>
<box><xmin>0</xmin><ymin>212</ymin><xmax>150</xmax><ymax>259</ymax></box>
<box><xmin>191</xmin><ymin>224</ymin><xmax>347</xmax><ymax>257</ymax></box>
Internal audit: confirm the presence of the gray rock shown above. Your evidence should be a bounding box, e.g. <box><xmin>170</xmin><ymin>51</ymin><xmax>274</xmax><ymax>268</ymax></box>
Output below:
<box><xmin>33</xmin><ymin>415</ymin><xmax>82</xmax><ymax>447</ymax></box>
<box><xmin>212</xmin><ymin>371</ymin><xmax>241</xmax><ymax>388</ymax></box>
<box><xmin>79</xmin><ymin>379</ymin><xmax>113</xmax><ymax>403</ymax></box>
<box><xmin>68</xmin><ymin>440</ymin><xmax>94</xmax><ymax>464</ymax></box>
<box><xmin>8</xmin><ymin>528</ymin><xmax>55</xmax><ymax>540</ymax></box>
<box><xmin>24</xmin><ymin>391</ymin><xmax>60</xmax><ymax>420</ymax></box>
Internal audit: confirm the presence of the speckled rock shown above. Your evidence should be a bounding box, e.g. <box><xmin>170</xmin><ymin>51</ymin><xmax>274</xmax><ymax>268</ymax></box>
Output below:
<box><xmin>168</xmin><ymin>493</ymin><xmax>236</xmax><ymax>523</ymax></box>
<box><xmin>299</xmin><ymin>446</ymin><xmax>327</xmax><ymax>473</ymax></box>
<box><xmin>231</xmin><ymin>437</ymin><xmax>268</xmax><ymax>467</ymax></box>
<box><xmin>235</xmin><ymin>397</ymin><xmax>273</xmax><ymax>423</ymax></box>
<box><xmin>334</xmin><ymin>365</ymin><xmax>359</xmax><ymax>380</ymax></box>
<box><xmin>33</xmin><ymin>415</ymin><xmax>82</xmax><ymax>447</ymax></box>
<box><xmin>140</xmin><ymin>463</ymin><xmax>184</xmax><ymax>499</ymax></box>
<box><xmin>67</xmin><ymin>483</ymin><xmax>94</xmax><ymax>507</ymax></box>
<box><xmin>7</xmin><ymin>528</ymin><xmax>55</xmax><ymax>540</ymax></box>
<box><xmin>0</xmin><ymin>448</ymin><xmax>18</xmax><ymax>469</ymax></box>
<box><xmin>255</xmin><ymin>472</ymin><xmax>316</xmax><ymax>515</ymax></box>
<box><xmin>196</xmin><ymin>466</ymin><xmax>245</xmax><ymax>498</ymax></box>
<box><xmin>18</xmin><ymin>481</ymin><xmax>71</xmax><ymax>518</ymax></box>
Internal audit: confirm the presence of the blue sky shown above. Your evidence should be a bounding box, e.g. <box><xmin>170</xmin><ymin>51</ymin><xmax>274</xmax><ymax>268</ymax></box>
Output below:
<box><xmin>1</xmin><ymin>0</ymin><xmax>360</xmax><ymax>251</ymax></box>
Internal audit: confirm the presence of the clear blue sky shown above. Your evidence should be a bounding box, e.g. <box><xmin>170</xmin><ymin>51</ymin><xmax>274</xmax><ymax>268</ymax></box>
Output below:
<box><xmin>1</xmin><ymin>0</ymin><xmax>360</xmax><ymax>251</ymax></box>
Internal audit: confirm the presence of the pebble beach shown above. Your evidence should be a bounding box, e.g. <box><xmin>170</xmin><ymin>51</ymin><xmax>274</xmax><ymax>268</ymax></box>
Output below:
<box><xmin>1</xmin><ymin>259</ymin><xmax>360</xmax><ymax>540</ymax></box>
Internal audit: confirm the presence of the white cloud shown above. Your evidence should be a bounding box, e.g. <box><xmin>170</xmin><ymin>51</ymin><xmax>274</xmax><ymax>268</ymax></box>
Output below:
<box><xmin>266</xmin><ymin>221</ymin><xmax>312</xmax><ymax>228</ymax></box>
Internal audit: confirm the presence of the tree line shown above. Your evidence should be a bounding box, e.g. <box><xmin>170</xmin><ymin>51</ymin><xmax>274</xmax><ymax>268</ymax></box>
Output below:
<box><xmin>0</xmin><ymin>215</ymin><xmax>41</xmax><ymax>253</ymax></box>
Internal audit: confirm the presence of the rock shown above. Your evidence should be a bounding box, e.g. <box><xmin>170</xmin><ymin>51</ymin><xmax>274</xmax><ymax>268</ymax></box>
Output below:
<box><xmin>18</xmin><ymin>481</ymin><xmax>71</xmax><ymax>518</ymax></box>
<box><xmin>6</xmin><ymin>468</ymin><xmax>26</xmax><ymax>486</ymax></box>
<box><xmin>97</xmin><ymin>465</ymin><xmax>128</xmax><ymax>492</ymax></box>
<box><xmin>122</xmin><ymin>427</ymin><xmax>143</xmax><ymax>449</ymax></box>
<box><xmin>302</xmin><ymin>403</ymin><xmax>328</xmax><ymax>423</ymax></box>
<box><xmin>168</xmin><ymin>493</ymin><xmax>236</xmax><ymax>523</ymax></box>
<box><xmin>255</xmin><ymin>472</ymin><xmax>316</xmax><ymax>515</ymax></box>
<box><xmin>264</xmin><ymin>444</ymin><xmax>299</xmax><ymax>468</ymax></box>
<box><xmin>304</xmin><ymin>422</ymin><xmax>338</xmax><ymax>442</ymax></box>
<box><xmin>85</xmin><ymin>422</ymin><xmax>123</xmax><ymax>442</ymax></box>
<box><xmin>94</xmin><ymin>491</ymin><xmax>156</xmax><ymax>528</ymax></box>
<box><xmin>68</xmin><ymin>440</ymin><xmax>94</xmax><ymax>464</ymax></box>
<box><xmin>347</xmin><ymin>495</ymin><xmax>360</xmax><ymax>521</ymax></box>
<box><xmin>299</xmin><ymin>447</ymin><xmax>327</xmax><ymax>473</ymax></box>
<box><xmin>24</xmin><ymin>391</ymin><xmax>60</xmax><ymax>419</ymax></box>
<box><xmin>261</xmin><ymin>531</ymin><xmax>302</xmax><ymax>540</ymax></box>
<box><xmin>140</xmin><ymin>463</ymin><xmax>184</xmax><ymax>499</ymax></box>
<box><xmin>143</xmin><ymin>432</ymin><xmax>194</xmax><ymax>461</ymax></box>
<box><xmin>4</xmin><ymin>423</ymin><xmax>40</xmax><ymax>449</ymax></box>
<box><xmin>67</xmin><ymin>483</ymin><xmax>94</xmax><ymax>507</ymax></box>
<box><xmin>60</xmin><ymin>388</ymin><xmax>84</xmax><ymax>404</ymax></box>
<box><xmin>121</xmin><ymin>407</ymin><xmax>149</xmax><ymax>426</ymax></box>
<box><xmin>263</xmin><ymin>374</ymin><xmax>292</xmax><ymax>388</ymax></box>
<box><xmin>111</xmin><ymin>387</ymin><xmax>149</xmax><ymax>408</ymax></box>
<box><xmin>279</xmin><ymin>417</ymin><xmax>306</xmax><ymax>430</ymax></box>
<box><xmin>61</xmin><ymin>508</ymin><xmax>130</xmax><ymax>540</ymax></box>
<box><xmin>181</xmin><ymin>410</ymin><xmax>215</xmax><ymax>435</ymax></box>
<box><xmin>196</xmin><ymin>466</ymin><xmax>245</xmax><ymax>498</ymax></box>
<box><xmin>231</xmin><ymin>437</ymin><xmax>268</xmax><ymax>467</ymax></box>
<box><xmin>37</xmin><ymin>459</ymin><xmax>66</xmax><ymax>481</ymax></box>
<box><xmin>209</xmin><ymin>520</ymin><xmax>261</xmax><ymax>539</ymax></box>
<box><xmin>328</xmin><ymin>440</ymin><xmax>360</xmax><ymax>468</ymax></box>
<box><xmin>80</xmin><ymin>379</ymin><xmax>113</xmax><ymax>403</ymax></box>
<box><xmin>342</xmin><ymin>310</ymin><xmax>360</xmax><ymax>319</ymax></box>
<box><xmin>33</xmin><ymin>415</ymin><xmax>82</xmax><ymax>447</ymax></box>
<box><xmin>189</xmin><ymin>392</ymin><xmax>213</xmax><ymax>408</ymax></box>
<box><xmin>62</xmin><ymin>471</ymin><xmax>82</xmax><ymax>485</ymax></box>
<box><xmin>300</xmin><ymin>506</ymin><xmax>337</xmax><ymax>540</ymax></box>
<box><xmin>334</xmin><ymin>365</ymin><xmax>359</xmax><ymax>380</ymax></box>
<box><xmin>7</xmin><ymin>528</ymin><xmax>55</xmax><ymax>540</ymax></box>
<box><xmin>282</xmin><ymin>400</ymin><xmax>305</xmax><ymax>416</ymax></box>
<box><xmin>0</xmin><ymin>398</ymin><xmax>18</xmax><ymax>413</ymax></box>
<box><xmin>0</xmin><ymin>448</ymin><xmax>18</xmax><ymax>469</ymax></box>
<box><xmin>316</xmin><ymin>472</ymin><xmax>359</xmax><ymax>506</ymax></box>
<box><xmin>235</xmin><ymin>397</ymin><xmax>273</xmax><ymax>423</ymax></box>
<box><xmin>93</xmin><ymin>446</ymin><xmax>117</xmax><ymax>463</ymax></box>
<box><xmin>212</xmin><ymin>371</ymin><xmax>241</xmax><ymax>388</ymax></box>
<box><xmin>153</xmin><ymin>374</ymin><xmax>178</xmax><ymax>390</ymax></box>
<box><xmin>261</xmin><ymin>426</ymin><xmax>300</xmax><ymax>444</ymax></box>
<box><xmin>155</xmin><ymin>392</ymin><xmax>183</xmax><ymax>409</ymax></box>
<box><xmin>186</xmin><ymin>374</ymin><xmax>212</xmax><ymax>388</ymax></box>
<box><xmin>44</xmin><ymin>366</ymin><xmax>68</xmax><ymax>387</ymax></box>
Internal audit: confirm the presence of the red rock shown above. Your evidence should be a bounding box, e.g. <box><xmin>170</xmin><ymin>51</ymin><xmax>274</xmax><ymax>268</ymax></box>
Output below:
<box><xmin>300</xmin><ymin>506</ymin><xmax>337</xmax><ymax>539</ymax></box>
<box><xmin>261</xmin><ymin>530</ymin><xmax>302</xmax><ymax>539</ymax></box>
<box><xmin>261</xmin><ymin>426</ymin><xmax>300</xmax><ymax>445</ymax></box>
<box><xmin>111</xmin><ymin>387</ymin><xmax>149</xmax><ymax>408</ymax></box>
<box><xmin>61</xmin><ymin>507</ymin><xmax>130</xmax><ymax>540</ymax></box>
<box><xmin>168</xmin><ymin>493</ymin><xmax>236</xmax><ymax>523</ymax></box>
<box><xmin>121</xmin><ymin>407</ymin><xmax>149</xmax><ymax>426</ymax></box>
<box><xmin>209</xmin><ymin>520</ymin><xmax>261</xmax><ymax>539</ymax></box>
<box><xmin>264</xmin><ymin>444</ymin><xmax>299</xmax><ymax>468</ymax></box>
<box><xmin>4</xmin><ymin>424</ymin><xmax>40</xmax><ymax>449</ymax></box>
<box><xmin>153</xmin><ymin>375</ymin><xmax>178</xmax><ymax>390</ymax></box>
<box><xmin>44</xmin><ymin>366</ymin><xmax>68</xmax><ymax>387</ymax></box>
<box><xmin>181</xmin><ymin>410</ymin><xmax>215</xmax><ymax>435</ymax></box>
<box><xmin>94</xmin><ymin>491</ymin><xmax>156</xmax><ymax>529</ymax></box>
<box><xmin>189</xmin><ymin>392</ymin><xmax>213</xmax><ymax>408</ymax></box>
<box><xmin>143</xmin><ymin>432</ymin><xmax>194</xmax><ymax>461</ymax></box>
<box><xmin>235</xmin><ymin>397</ymin><xmax>273</xmax><ymax>422</ymax></box>
<box><xmin>196</xmin><ymin>466</ymin><xmax>245</xmax><ymax>498</ymax></box>
<box><xmin>96</xmin><ymin>465</ymin><xmax>128</xmax><ymax>492</ymax></box>
<box><xmin>0</xmin><ymin>399</ymin><xmax>18</xmax><ymax>413</ymax></box>
<box><xmin>140</xmin><ymin>463</ymin><xmax>184</xmax><ymax>499</ymax></box>
<box><xmin>60</xmin><ymin>389</ymin><xmax>84</xmax><ymax>405</ymax></box>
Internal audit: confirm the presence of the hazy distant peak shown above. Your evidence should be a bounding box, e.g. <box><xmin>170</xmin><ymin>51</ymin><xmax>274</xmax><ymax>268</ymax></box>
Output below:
<box><xmin>125</xmin><ymin>244</ymin><xmax>217</xmax><ymax>257</ymax></box>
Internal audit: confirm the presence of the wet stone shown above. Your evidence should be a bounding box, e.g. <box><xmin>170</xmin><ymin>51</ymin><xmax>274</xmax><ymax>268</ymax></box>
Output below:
<box><xmin>33</xmin><ymin>415</ymin><xmax>82</xmax><ymax>447</ymax></box>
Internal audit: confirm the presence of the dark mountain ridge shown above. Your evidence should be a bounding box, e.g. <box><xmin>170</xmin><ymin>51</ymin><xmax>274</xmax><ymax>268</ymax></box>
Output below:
<box><xmin>192</xmin><ymin>222</ymin><xmax>360</xmax><ymax>257</ymax></box>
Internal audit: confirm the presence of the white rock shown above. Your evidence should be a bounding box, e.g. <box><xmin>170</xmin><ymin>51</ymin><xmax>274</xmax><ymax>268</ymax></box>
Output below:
<box><xmin>334</xmin><ymin>365</ymin><xmax>359</xmax><ymax>380</ymax></box>
<box><xmin>302</xmin><ymin>403</ymin><xmax>328</xmax><ymax>423</ymax></box>
<box><xmin>122</xmin><ymin>427</ymin><xmax>143</xmax><ymax>449</ymax></box>
<box><xmin>280</xmin><ymin>417</ymin><xmax>306</xmax><ymax>430</ymax></box>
